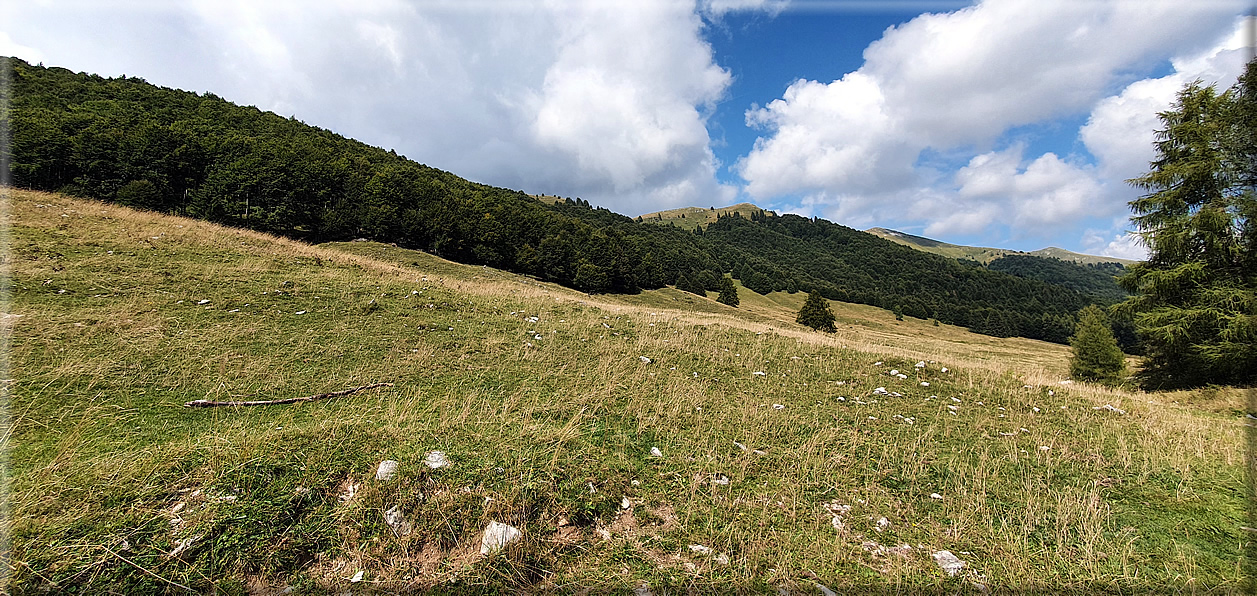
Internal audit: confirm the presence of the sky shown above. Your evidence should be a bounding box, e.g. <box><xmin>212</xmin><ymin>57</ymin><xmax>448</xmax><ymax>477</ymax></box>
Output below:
<box><xmin>3</xmin><ymin>0</ymin><xmax>1254</xmax><ymax>259</ymax></box>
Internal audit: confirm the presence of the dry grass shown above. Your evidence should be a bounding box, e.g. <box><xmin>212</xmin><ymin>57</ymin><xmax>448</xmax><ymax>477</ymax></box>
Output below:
<box><xmin>6</xmin><ymin>188</ymin><xmax>1250</xmax><ymax>594</ymax></box>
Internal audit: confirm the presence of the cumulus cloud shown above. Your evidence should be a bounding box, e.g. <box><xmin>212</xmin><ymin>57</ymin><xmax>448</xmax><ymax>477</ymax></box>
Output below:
<box><xmin>1082</xmin><ymin>229</ymin><xmax>1148</xmax><ymax>261</ymax></box>
<box><xmin>1080</xmin><ymin>15</ymin><xmax>1255</xmax><ymax>184</ymax></box>
<box><xmin>1</xmin><ymin>0</ymin><xmax>745</xmax><ymax>214</ymax></box>
<box><xmin>737</xmin><ymin>0</ymin><xmax>1246</xmax><ymax>245</ymax></box>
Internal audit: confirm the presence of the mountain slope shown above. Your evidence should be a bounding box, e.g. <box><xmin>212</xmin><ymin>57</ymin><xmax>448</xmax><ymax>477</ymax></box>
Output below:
<box><xmin>7</xmin><ymin>56</ymin><xmax>1097</xmax><ymax>343</ymax></box>
<box><xmin>9</xmin><ymin>188</ymin><xmax>1245</xmax><ymax>593</ymax></box>
<box><xmin>866</xmin><ymin>227</ymin><xmax>1138</xmax><ymax>266</ymax></box>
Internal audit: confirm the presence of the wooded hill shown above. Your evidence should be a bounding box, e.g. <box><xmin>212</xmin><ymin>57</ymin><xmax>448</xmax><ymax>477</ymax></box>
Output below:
<box><xmin>6</xmin><ymin>57</ymin><xmax>1105</xmax><ymax>343</ymax></box>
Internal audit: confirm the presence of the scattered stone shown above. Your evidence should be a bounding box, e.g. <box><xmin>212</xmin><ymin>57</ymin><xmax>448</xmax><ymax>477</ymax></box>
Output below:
<box><xmin>688</xmin><ymin>544</ymin><xmax>713</xmax><ymax>556</ymax></box>
<box><xmin>1039</xmin><ymin>446</ymin><xmax>1051</xmax><ymax>451</ymax></box>
<box><xmin>753</xmin><ymin>371</ymin><xmax>767</xmax><ymax>376</ymax></box>
<box><xmin>889</xmin><ymin>369</ymin><xmax>900</xmax><ymax>376</ymax></box>
<box><xmin>831</xmin><ymin>516</ymin><xmax>845</xmax><ymax>530</ymax></box>
<box><xmin>424</xmin><ymin>451</ymin><xmax>451</xmax><ymax>469</ymax></box>
<box><xmin>733</xmin><ymin>441</ymin><xmax>747</xmax><ymax>451</ymax></box>
<box><xmin>621</xmin><ymin>496</ymin><xmax>632</xmax><ymax>509</ymax></box>
<box><xmin>921</xmin><ymin>382</ymin><xmax>930</xmax><ymax>387</ymax></box>
<box><xmin>941</xmin><ymin>367</ymin><xmax>949</xmax><ymax>373</ymax></box>
<box><xmin>1093</xmin><ymin>404</ymin><xmax>1127</xmax><ymax>415</ymax></box>
<box><xmin>932</xmin><ymin>550</ymin><xmax>966</xmax><ymax>576</ymax></box>
<box><xmin>873</xmin><ymin>361</ymin><xmax>883</xmax><ymax>366</ymax></box>
<box><xmin>385</xmin><ymin>505</ymin><xmax>413</xmax><ymax>536</ymax></box>
<box><xmin>376</xmin><ymin>460</ymin><xmax>400</xmax><ymax>481</ymax></box>
<box><xmin>930</xmin><ymin>493</ymin><xmax>943</xmax><ymax>500</ymax></box>
<box><xmin>817</xmin><ymin>583</ymin><xmax>838</xmax><ymax>596</ymax></box>
<box><xmin>772</xmin><ymin>403</ymin><xmax>785</xmax><ymax>410</ymax></box>
<box><xmin>915</xmin><ymin>361</ymin><xmax>926</xmax><ymax>368</ymax></box>
<box><xmin>650</xmin><ymin>447</ymin><xmax>663</xmax><ymax>458</ymax></box>
<box><xmin>873</xmin><ymin>387</ymin><xmax>889</xmax><ymax>395</ymax></box>
<box><xmin>896</xmin><ymin>374</ymin><xmax>908</xmax><ymax>379</ymax></box>
<box><xmin>712</xmin><ymin>474</ymin><xmax>731</xmax><ymax>486</ymax></box>
<box><xmin>639</xmin><ymin>356</ymin><xmax>652</xmax><ymax>364</ymax></box>
<box><xmin>197</xmin><ymin>299</ymin><xmax>210</xmax><ymax>305</ymax></box>
<box><xmin>480</xmin><ymin>521</ymin><xmax>522</xmax><ymax>555</ymax></box>
<box><xmin>168</xmin><ymin>535</ymin><xmax>199</xmax><ymax>559</ymax></box>
<box><xmin>875</xmin><ymin>517</ymin><xmax>890</xmax><ymax>532</ymax></box>
<box><xmin>714</xmin><ymin>553</ymin><xmax>730</xmax><ymax>565</ymax></box>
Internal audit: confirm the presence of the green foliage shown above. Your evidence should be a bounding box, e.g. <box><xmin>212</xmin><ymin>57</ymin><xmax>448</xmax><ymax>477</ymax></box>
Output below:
<box><xmin>987</xmin><ymin>255</ymin><xmax>1128</xmax><ymax>303</ymax></box>
<box><xmin>675</xmin><ymin>272</ymin><xmax>705</xmax><ymax>297</ymax></box>
<box><xmin>796</xmin><ymin>290</ymin><xmax>836</xmax><ymax>332</ymax></box>
<box><xmin>1068</xmin><ymin>305</ymin><xmax>1127</xmax><ymax>386</ymax></box>
<box><xmin>716</xmin><ymin>276</ymin><xmax>738</xmax><ymax>307</ymax></box>
<box><xmin>1117</xmin><ymin>60</ymin><xmax>1257</xmax><ymax>389</ymax></box>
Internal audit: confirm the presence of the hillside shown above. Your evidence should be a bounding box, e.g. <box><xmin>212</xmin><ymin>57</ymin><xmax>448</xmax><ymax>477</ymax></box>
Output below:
<box><xmin>5</xmin><ymin>56</ymin><xmax>1106</xmax><ymax>344</ymax></box>
<box><xmin>638</xmin><ymin>202</ymin><xmax>772</xmax><ymax>231</ymax></box>
<box><xmin>866</xmin><ymin>227</ymin><xmax>1138</xmax><ymax>266</ymax></box>
<box><xmin>8</xmin><ymin>188</ymin><xmax>1247</xmax><ymax>593</ymax></box>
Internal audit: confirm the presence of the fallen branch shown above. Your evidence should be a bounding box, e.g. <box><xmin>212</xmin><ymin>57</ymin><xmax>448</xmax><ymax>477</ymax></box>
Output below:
<box><xmin>184</xmin><ymin>382</ymin><xmax>394</xmax><ymax>408</ymax></box>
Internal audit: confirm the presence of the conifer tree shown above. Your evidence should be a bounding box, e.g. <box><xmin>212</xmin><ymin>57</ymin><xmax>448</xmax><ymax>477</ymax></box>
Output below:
<box><xmin>1117</xmin><ymin>60</ymin><xmax>1257</xmax><ymax>389</ymax></box>
<box><xmin>717</xmin><ymin>276</ymin><xmax>739</xmax><ymax>307</ymax></box>
<box><xmin>1068</xmin><ymin>305</ymin><xmax>1127</xmax><ymax>386</ymax></box>
<box><xmin>797</xmin><ymin>290</ymin><xmax>837</xmax><ymax>332</ymax></box>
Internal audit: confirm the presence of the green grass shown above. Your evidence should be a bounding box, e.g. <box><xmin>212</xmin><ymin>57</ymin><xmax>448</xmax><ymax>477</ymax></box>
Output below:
<box><xmin>6</xmin><ymin>189</ymin><xmax>1250</xmax><ymax>593</ymax></box>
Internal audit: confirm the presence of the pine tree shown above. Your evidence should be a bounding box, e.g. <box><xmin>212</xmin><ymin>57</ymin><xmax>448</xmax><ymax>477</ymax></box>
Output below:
<box><xmin>1117</xmin><ymin>61</ymin><xmax>1257</xmax><ymax>389</ymax></box>
<box><xmin>1069</xmin><ymin>305</ymin><xmax>1127</xmax><ymax>386</ymax></box>
<box><xmin>797</xmin><ymin>290</ymin><xmax>837</xmax><ymax>332</ymax></box>
<box><xmin>717</xmin><ymin>276</ymin><xmax>739</xmax><ymax>307</ymax></box>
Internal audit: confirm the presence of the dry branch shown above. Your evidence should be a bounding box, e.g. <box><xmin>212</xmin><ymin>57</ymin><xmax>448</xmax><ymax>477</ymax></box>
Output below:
<box><xmin>184</xmin><ymin>382</ymin><xmax>393</xmax><ymax>408</ymax></box>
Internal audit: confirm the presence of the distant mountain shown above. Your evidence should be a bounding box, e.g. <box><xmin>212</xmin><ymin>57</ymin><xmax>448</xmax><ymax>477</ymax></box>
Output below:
<box><xmin>866</xmin><ymin>227</ymin><xmax>1139</xmax><ymax>266</ymax></box>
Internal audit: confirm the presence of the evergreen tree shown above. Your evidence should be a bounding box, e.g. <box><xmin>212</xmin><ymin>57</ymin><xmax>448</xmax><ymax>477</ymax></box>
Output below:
<box><xmin>1069</xmin><ymin>305</ymin><xmax>1127</xmax><ymax>386</ymax></box>
<box><xmin>797</xmin><ymin>290</ymin><xmax>837</xmax><ymax>332</ymax></box>
<box><xmin>717</xmin><ymin>276</ymin><xmax>739</xmax><ymax>307</ymax></box>
<box><xmin>1117</xmin><ymin>62</ymin><xmax>1257</xmax><ymax>389</ymax></box>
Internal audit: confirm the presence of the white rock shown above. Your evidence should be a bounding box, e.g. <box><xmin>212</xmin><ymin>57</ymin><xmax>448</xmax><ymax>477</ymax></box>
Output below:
<box><xmin>875</xmin><ymin>517</ymin><xmax>890</xmax><ymax>531</ymax></box>
<box><xmin>385</xmin><ymin>505</ymin><xmax>413</xmax><ymax>536</ymax></box>
<box><xmin>753</xmin><ymin>371</ymin><xmax>766</xmax><ymax>376</ymax></box>
<box><xmin>424</xmin><ymin>451</ymin><xmax>451</xmax><ymax>469</ymax></box>
<box><xmin>817</xmin><ymin>584</ymin><xmax>838</xmax><ymax>596</ymax></box>
<box><xmin>376</xmin><ymin>460</ymin><xmax>399</xmax><ymax>481</ymax></box>
<box><xmin>480</xmin><ymin>521</ymin><xmax>522</xmax><ymax>555</ymax></box>
<box><xmin>921</xmin><ymin>382</ymin><xmax>930</xmax><ymax>387</ymax></box>
<box><xmin>941</xmin><ymin>367</ymin><xmax>949</xmax><ymax>373</ymax></box>
<box><xmin>349</xmin><ymin>569</ymin><xmax>365</xmax><ymax>583</ymax></box>
<box><xmin>915</xmin><ymin>361</ymin><xmax>926</xmax><ymax>368</ymax></box>
<box><xmin>889</xmin><ymin>369</ymin><xmax>899</xmax><ymax>376</ymax></box>
<box><xmin>712</xmin><ymin>474</ymin><xmax>730</xmax><ymax>485</ymax></box>
<box><xmin>930</xmin><ymin>493</ymin><xmax>943</xmax><ymax>500</ymax></box>
<box><xmin>932</xmin><ymin>550</ymin><xmax>966</xmax><ymax>576</ymax></box>
<box><xmin>688</xmin><ymin>544</ymin><xmax>713</xmax><ymax>555</ymax></box>
<box><xmin>873</xmin><ymin>361</ymin><xmax>883</xmax><ymax>366</ymax></box>
<box><xmin>772</xmin><ymin>403</ymin><xmax>785</xmax><ymax>410</ymax></box>
<box><xmin>713</xmin><ymin>553</ymin><xmax>730</xmax><ymax>565</ymax></box>
<box><xmin>897</xmin><ymin>374</ymin><xmax>908</xmax><ymax>379</ymax></box>
<box><xmin>621</xmin><ymin>496</ymin><xmax>632</xmax><ymax>509</ymax></box>
<box><xmin>650</xmin><ymin>447</ymin><xmax>663</xmax><ymax>458</ymax></box>
<box><xmin>639</xmin><ymin>356</ymin><xmax>652</xmax><ymax>364</ymax></box>
<box><xmin>1093</xmin><ymin>404</ymin><xmax>1127</xmax><ymax>415</ymax></box>
<box><xmin>831</xmin><ymin>516</ymin><xmax>845</xmax><ymax>530</ymax></box>
<box><xmin>873</xmin><ymin>387</ymin><xmax>889</xmax><ymax>395</ymax></box>
<box><xmin>197</xmin><ymin>299</ymin><xmax>210</xmax><ymax>305</ymax></box>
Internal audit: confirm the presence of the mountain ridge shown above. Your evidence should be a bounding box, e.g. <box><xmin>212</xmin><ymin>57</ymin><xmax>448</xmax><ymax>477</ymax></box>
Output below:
<box><xmin>866</xmin><ymin>227</ymin><xmax>1139</xmax><ymax>266</ymax></box>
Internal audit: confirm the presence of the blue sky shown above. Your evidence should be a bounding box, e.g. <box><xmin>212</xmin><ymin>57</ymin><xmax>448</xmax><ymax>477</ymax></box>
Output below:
<box><xmin>2</xmin><ymin>0</ymin><xmax>1253</xmax><ymax>258</ymax></box>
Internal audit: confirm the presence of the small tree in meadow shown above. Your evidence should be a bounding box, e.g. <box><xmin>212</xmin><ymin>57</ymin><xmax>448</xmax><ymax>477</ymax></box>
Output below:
<box><xmin>1068</xmin><ymin>305</ymin><xmax>1127</xmax><ymax>386</ymax></box>
<box><xmin>797</xmin><ymin>290</ymin><xmax>836</xmax><ymax>332</ymax></box>
<box><xmin>717</xmin><ymin>276</ymin><xmax>739</xmax><ymax>307</ymax></box>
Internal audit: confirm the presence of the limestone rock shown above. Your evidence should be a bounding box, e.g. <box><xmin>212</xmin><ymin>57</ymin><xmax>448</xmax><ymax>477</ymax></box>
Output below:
<box><xmin>480</xmin><ymin>521</ymin><xmax>522</xmax><ymax>555</ymax></box>
<box><xmin>375</xmin><ymin>460</ymin><xmax>399</xmax><ymax>481</ymax></box>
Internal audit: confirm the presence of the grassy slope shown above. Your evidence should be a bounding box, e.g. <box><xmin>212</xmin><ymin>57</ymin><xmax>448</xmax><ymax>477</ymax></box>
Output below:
<box><xmin>637</xmin><ymin>203</ymin><xmax>769</xmax><ymax>231</ymax></box>
<box><xmin>866</xmin><ymin>228</ymin><xmax>1138</xmax><ymax>266</ymax></box>
<box><xmin>7</xmin><ymin>189</ymin><xmax>1248</xmax><ymax>593</ymax></box>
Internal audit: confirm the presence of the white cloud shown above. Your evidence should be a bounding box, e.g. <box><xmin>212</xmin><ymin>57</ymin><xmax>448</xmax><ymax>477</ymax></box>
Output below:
<box><xmin>1</xmin><ymin>0</ymin><xmax>747</xmax><ymax>215</ymax></box>
<box><xmin>1082</xmin><ymin>229</ymin><xmax>1147</xmax><ymax>261</ymax></box>
<box><xmin>1080</xmin><ymin>15</ymin><xmax>1255</xmax><ymax>184</ymax></box>
<box><xmin>737</xmin><ymin>0</ymin><xmax>1246</xmax><ymax>246</ymax></box>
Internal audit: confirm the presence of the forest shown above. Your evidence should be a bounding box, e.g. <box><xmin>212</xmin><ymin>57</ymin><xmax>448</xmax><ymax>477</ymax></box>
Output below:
<box><xmin>5</xmin><ymin>57</ymin><xmax>1121</xmax><ymax>344</ymax></box>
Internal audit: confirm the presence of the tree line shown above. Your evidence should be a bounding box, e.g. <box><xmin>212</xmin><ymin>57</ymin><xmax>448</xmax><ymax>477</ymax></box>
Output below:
<box><xmin>5</xmin><ymin>57</ymin><xmax>1113</xmax><ymax>344</ymax></box>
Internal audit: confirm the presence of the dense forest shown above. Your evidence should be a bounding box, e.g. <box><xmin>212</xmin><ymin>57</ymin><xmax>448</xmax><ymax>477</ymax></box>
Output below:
<box><xmin>5</xmin><ymin>57</ymin><xmax>1116</xmax><ymax>344</ymax></box>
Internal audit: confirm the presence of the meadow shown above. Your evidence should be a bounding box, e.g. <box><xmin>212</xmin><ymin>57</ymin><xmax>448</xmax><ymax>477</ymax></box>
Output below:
<box><xmin>5</xmin><ymin>188</ymin><xmax>1250</xmax><ymax>593</ymax></box>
